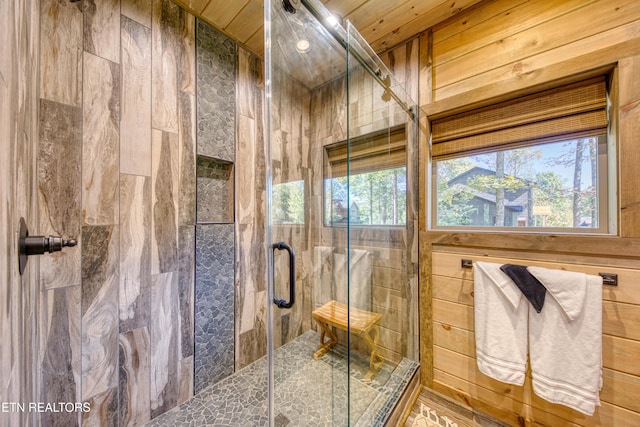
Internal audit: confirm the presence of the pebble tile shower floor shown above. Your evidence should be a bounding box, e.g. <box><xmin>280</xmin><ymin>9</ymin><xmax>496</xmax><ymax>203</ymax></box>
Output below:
<box><xmin>145</xmin><ymin>330</ymin><xmax>418</xmax><ymax>426</ymax></box>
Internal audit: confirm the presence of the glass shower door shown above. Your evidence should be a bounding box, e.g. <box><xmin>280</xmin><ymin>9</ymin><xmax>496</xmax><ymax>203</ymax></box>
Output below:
<box><xmin>265</xmin><ymin>0</ymin><xmax>420</xmax><ymax>425</ymax></box>
<box><xmin>265</xmin><ymin>0</ymin><xmax>350</xmax><ymax>425</ymax></box>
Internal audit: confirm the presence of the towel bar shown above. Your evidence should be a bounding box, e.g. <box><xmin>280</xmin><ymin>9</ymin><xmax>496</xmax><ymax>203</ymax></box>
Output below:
<box><xmin>461</xmin><ymin>259</ymin><xmax>473</xmax><ymax>269</ymax></box>
<box><xmin>599</xmin><ymin>273</ymin><xmax>617</xmax><ymax>286</ymax></box>
<box><xmin>460</xmin><ymin>258</ymin><xmax>618</xmax><ymax>286</ymax></box>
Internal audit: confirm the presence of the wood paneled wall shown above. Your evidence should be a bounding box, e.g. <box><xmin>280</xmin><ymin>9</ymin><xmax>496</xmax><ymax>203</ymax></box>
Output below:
<box><xmin>418</xmin><ymin>0</ymin><xmax>640</xmax><ymax>425</ymax></box>
<box><xmin>431</xmin><ymin>249</ymin><xmax>640</xmax><ymax>426</ymax></box>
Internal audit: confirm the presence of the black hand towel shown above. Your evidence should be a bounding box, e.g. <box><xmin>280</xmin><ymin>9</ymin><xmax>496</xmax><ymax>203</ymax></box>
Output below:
<box><xmin>500</xmin><ymin>264</ymin><xmax>547</xmax><ymax>313</ymax></box>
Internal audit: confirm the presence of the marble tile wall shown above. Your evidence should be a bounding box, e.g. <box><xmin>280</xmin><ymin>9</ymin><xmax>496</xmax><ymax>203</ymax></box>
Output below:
<box><xmin>120</xmin><ymin>15</ymin><xmax>152</xmax><ymax>177</ymax></box>
<box><xmin>37</xmin><ymin>0</ymin><xmax>197</xmax><ymax>425</ymax></box>
<box><xmin>235</xmin><ymin>48</ymin><xmax>268</xmax><ymax>369</ymax></box>
<box><xmin>40</xmin><ymin>0</ymin><xmax>83</xmax><ymax>107</ymax></box>
<box><xmin>150</xmin><ymin>272</ymin><xmax>180</xmax><ymax>418</ymax></box>
<box><xmin>39</xmin><ymin>287</ymin><xmax>82</xmax><ymax>427</ymax></box>
<box><xmin>36</xmin><ymin>6</ymin><xmax>84</xmax><ymax>424</ymax></box>
<box><xmin>118</xmin><ymin>328</ymin><xmax>150</xmax><ymax>426</ymax></box>
<box><xmin>81</xmin><ymin>225</ymin><xmax>120</xmax><ymax>427</ymax></box>
<box><xmin>84</xmin><ymin>0</ymin><xmax>120</xmax><ymax>64</ymax></box>
<box><xmin>82</xmin><ymin>52</ymin><xmax>120</xmax><ymax>226</ymax></box>
<box><xmin>0</xmin><ymin>1</ymin><xmax>40</xmax><ymax>425</ymax></box>
<box><xmin>119</xmin><ymin>175</ymin><xmax>151</xmax><ymax>333</ymax></box>
<box><xmin>38</xmin><ymin>97</ymin><xmax>83</xmax><ymax>290</ymax></box>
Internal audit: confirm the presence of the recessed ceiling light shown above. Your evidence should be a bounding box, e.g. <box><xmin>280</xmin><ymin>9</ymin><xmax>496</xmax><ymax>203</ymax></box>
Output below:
<box><xmin>296</xmin><ymin>39</ymin><xmax>310</xmax><ymax>53</ymax></box>
<box><xmin>326</xmin><ymin>15</ymin><xmax>340</xmax><ymax>27</ymax></box>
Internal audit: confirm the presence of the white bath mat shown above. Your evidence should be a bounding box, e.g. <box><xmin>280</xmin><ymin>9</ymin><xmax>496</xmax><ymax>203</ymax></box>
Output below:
<box><xmin>411</xmin><ymin>403</ymin><xmax>459</xmax><ymax>427</ymax></box>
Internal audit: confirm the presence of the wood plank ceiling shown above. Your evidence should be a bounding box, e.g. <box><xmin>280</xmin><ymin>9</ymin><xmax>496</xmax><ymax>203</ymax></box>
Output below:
<box><xmin>173</xmin><ymin>0</ymin><xmax>484</xmax><ymax>55</ymax></box>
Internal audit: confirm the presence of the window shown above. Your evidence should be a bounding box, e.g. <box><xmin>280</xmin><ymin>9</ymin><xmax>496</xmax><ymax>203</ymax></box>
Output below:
<box><xmin>272</xmin><ymin>180</ymin><xmax>305</xmax><ymax>224</ymax></box>
<box><xmin>432</xmin><ymin>76</ymin><xmax>613</xmax><ymax>233</ymax></box>
<box><xmin>324</xmin><ymin>126</ymin><xmax>407</xmax><ymax>226</ymax></box>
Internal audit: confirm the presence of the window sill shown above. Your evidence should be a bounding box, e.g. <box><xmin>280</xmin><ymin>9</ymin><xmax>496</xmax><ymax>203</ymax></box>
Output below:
<box><xmin>421</xmin><ymin>230</ymin><xmax>640</xmax><ymax>259</ymax></box>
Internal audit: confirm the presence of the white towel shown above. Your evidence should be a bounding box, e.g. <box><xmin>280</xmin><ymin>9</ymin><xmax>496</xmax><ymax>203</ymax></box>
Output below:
<box><xmin>474</xmin><ymin>262</ymin><xmax>528</xmax><ymax>385</ymax></box>
<box><xmin>527</xmin><ymin>266</ymin><xmax>603</xmax><ymax>416</ymax></box>
<box><xmin>313</xmin><ymin>246</ymin><xmax>335</xmax><ymax>309</ymax></box>
<box><xmin>312</xmin><ymin>246</ymin><xmax>372</xmax><ymax>310</ymax></box>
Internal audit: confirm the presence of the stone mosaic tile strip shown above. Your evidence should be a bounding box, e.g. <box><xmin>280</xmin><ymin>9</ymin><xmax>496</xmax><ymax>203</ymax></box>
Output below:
<box><xmin>196</xmin><ymin>19</ymin><xmax>236</xmax><ymax>162</ymax></box>
<box><xmin>194</xmin><ymin>224</ymin><xmax>235</xmax><ymax>392</ymax></box>
<box><xmin>196</xmin><ymin>157</ymin><xmax>233</xmax><ymax>223</ymax></box>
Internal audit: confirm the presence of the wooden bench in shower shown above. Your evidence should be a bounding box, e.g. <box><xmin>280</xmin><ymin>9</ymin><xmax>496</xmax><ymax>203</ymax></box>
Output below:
<box><xmin>311</xmin><ymin>300</ymin><xmax>385</xmax><ymax>381</ymax></box>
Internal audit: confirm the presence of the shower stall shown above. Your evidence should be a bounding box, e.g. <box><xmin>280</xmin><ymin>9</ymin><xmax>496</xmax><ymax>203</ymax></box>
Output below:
<box><xmin>264</xmin><ymin>0</ymin><xmax>421</xmax><ymax>424</ymax></box>
<box><xmin>111</xmin><ymin>0</ymin><xmax>421</xmax><ymax>424</ymax></box>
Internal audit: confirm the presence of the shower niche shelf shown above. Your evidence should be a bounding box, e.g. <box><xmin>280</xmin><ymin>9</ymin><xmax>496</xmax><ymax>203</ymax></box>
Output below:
<box><xmin>196</xmin><ymin>155</ymin><xmax>234</xmax><ymax>224</ymax></box>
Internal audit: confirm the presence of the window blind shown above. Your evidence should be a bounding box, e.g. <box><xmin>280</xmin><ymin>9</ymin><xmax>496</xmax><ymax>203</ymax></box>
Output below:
<box><xmin>325</xmin><ymin>125</ymin><xmax>406</xmax><ymax>177</ymax></box>
<box><xmin>431</xmin><ymin>76</ymin><xmax>608</xmax><ymax>159</ymax></box>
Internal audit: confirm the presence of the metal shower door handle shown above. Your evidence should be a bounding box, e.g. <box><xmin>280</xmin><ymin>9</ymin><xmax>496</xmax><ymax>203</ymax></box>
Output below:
<box><xmin>272</xmin><ymin>242</ymin><xmax>295</xmax><ymax>309</ymax></box>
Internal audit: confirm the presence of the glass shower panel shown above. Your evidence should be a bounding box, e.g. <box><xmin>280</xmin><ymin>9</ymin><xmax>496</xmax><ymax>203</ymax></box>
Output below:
<box><xmin>343</xmin><ymin>21</ymin><xmax>420</xmax><ymax>426</ymax></box>
<box><xmin>266</xmin><ymin>0</ymin><xmax>350</xmax><ymax>425</ymax></box>
<box><xmin>266</xmin><ymin>1</ymin><xmax>420</xmax><ymax>425</ymax></box>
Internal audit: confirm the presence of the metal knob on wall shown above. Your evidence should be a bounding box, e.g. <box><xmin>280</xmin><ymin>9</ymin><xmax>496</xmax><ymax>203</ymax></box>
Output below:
<box><xmin>18</xmin><ymin>217</ymin><xmax>77</xmax><ymax>275</ymax></box>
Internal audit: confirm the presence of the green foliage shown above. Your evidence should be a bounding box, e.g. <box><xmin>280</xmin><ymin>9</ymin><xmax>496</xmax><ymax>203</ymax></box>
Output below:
<box><xmin>531</xmin><ymin>172</ymin><xmax>572</xmax><ymax>227</ymax></box>
<box><xmin>467</xmin><ymin>174</ymin><xmax>525</xmax><ymax>193</ymax></box>
<box><xmin>272</xmin><ymin>180</ymin><xmax>305</xmax><ymax>224</ymax></box>
<box><xmin>475</xmin><ymin>147</ymin><xmax>542</xmax><ymax>179</ymax></box>
<box><xmin>435</xmin><ymin>144</ymin><xmax>597</xmax><ymax>228</ymax></box>
<box><xmin>545</xmin><ymin>137</ymin><xmax>599</xmax><ymax>228</ymax></box>
<box><xmin>325</xmin><ymin>167</ymin><xmax>407</xmax><ymax>226</ymax></box>
<box><xmin>436</xmin><ymin>157</ymin><xmax>474</xmax><ymax>182</ymax></box>
<box><xmin>437</xmin><ymin>187</ymin><xmax>475</xmax><ymax>226</ymax></box>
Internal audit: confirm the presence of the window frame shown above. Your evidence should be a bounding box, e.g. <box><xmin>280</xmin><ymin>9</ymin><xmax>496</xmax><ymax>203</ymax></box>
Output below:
<box><xmin>428</xmin><ymin>75</ymin><xmax>616</xmax><ymax>235</ymax></box>
<box><xmin>323</xmin><ymin>125</ymin><xmax>408</xmax><ymax>228</ymax></box>
<box><xmin>431</xmin><ymin>134</ymin><xmax>613</xmax><ymax>234</ymax></box>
